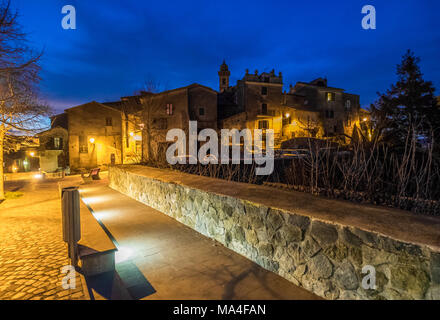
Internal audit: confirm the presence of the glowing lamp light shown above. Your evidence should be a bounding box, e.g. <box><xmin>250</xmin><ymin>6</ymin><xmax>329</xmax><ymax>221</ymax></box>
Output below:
<box><xmin>129</xmin><ymin>132</ymin><xmax>134</xmax><ymax>137</ymax></box>
<box><xmin>115</xmin><ymin>246</ymin><xmax>134</xmax><ymax>263</ymax></box>
<box><xmin>34</xmin><ymin>174</ymin><xmax>42</xmax><ymax>179</ymax></box>
<box><xmin>81</xmin><ymin>195</ymin><xmax>112</xmax><ymax>205</ymax></box>
<box><xmin>285</xmin><ymin>113</ymin><xmax>290</xmax><ymax>118</ymax></box>
<box><xmin>30</xmin><ymin>152</ymin><xmax>35</xmax><ymax>157</ymax></box>
<box><xmin>89</xmin><ymin>138</ymin><xmax>95</xmax><ymax>143</ymax></box>
<box><xmin>363</xmin><ymin>118</ymin><xmax>368</xmax><ymax>122</ymax></box>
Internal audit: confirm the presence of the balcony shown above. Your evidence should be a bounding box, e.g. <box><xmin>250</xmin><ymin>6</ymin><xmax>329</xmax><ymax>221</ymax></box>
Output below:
<box><xmin>257</xmin><ymin>109</ymin><xmax>276</xmax><ymax>118</ymax></box>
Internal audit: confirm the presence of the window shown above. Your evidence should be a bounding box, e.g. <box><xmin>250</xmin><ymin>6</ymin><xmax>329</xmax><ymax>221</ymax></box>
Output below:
<box><xmin>326</xmin><ymin>92</ymin><xmax>335</xmax><ymax>102</ymax></box>
<box><xmin>261</xmin><ymin>103</ymin><xmax>268</xmax><ymax>115</ymax></box>
<box><xmin>106</xmin><ymin>117</ymin><xmax>112</xmax><ymax>126</ymax></box>
<box><xmin>199</xmin><ymin>107</ymin><xmax>205</xmax><ymax>116</ymax></box>
<box><xmin>53</xmin><ymin>137</ymin><xmax>62</xmax><ymax>150</ymax></box>
<box><xmin>282</xmin><ymin>117</ymin><xmax>291</xmax><ymax>126</ymax></box>
<box><xmin>222</xmin><ymin>78</ymin><xmax>226</xmax><ymax>85</ymax></box>
<box><xmin>166</xmin><ymin>104</ymin><xmax>173</xmax><ymax>115</ymax></box>
<box><xmin>345</xmin><ymin>100</ymin><xmax>351</xmax><ymax>111</ymax></box>
<box><xmin>258</xmin><ymin>120</ymin><xmax>269</xmax><ymax>129</ymax></box>
<box><xmin>261</xmin><ymin>86</ymin><xmax>268</xmax><ymax>95</ymax></box>
<box><xmin>79</xmin><ymin>135</ymin><xmax>88</xmax><ymax>153</ymax></box>
<box><xmin>325</xmin><ymin>110</ymin><xmax>335</xmax><ymax>118</ymax></box>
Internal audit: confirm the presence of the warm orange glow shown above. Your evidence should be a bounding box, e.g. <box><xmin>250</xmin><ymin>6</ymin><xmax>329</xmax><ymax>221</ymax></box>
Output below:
<box><xmin>129</xmin><ymin>132</ymin><xmax>134</xmax><ymax>136</ymax></box>
<box><xmin>363</xmin><ymin>117</ymin><xmax>368</xmax><ymax>122</ymax></box>
<box><xmin>29</xmin><ymin>151</ymin><xmax>35</xmax><ymax>157</ymax></box>
<box><xmin>89</xmin><ymin>138</ymin><xmax>95</xmax><ymax>143</ymax></box>
<box><xmin>285</xmin><ymin>113</ymin><xmax>290</xmax><ymax>118</ymax></box>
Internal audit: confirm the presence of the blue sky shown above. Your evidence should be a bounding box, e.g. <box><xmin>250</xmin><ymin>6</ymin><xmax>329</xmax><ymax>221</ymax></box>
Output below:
<box><xmin>13</xmin><ymin>0</ymin><xmax>440</xmax><ymax>113</ymax></box>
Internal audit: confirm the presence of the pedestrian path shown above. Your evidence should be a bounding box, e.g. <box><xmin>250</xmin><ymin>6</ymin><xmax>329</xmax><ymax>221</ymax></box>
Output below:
<box><xmin>0</xmin><ymin>177</ymin><xmax>86</xmax><ymax>300</ymax></box>
<box><xmin>79</xmin><ymin>180</ymin><xmax>320</xmax><ymax>300</ymax></box>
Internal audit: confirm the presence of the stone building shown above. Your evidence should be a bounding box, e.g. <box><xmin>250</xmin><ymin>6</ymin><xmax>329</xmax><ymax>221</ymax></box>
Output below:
<box><xmin>289</xmin><ymin>78</ymin><xmax>362</xmax><ymax>138</ymax></box>
<box><xmin>39</xmin><ymin>61</ymin><xmax>367</xmax><ymax>171</ymax></box>
<box><xmin>218</xmin><ymin>60</ymin><xmax>230</xmax><ymax>92</ymax></box>
<box><xmin>3</xmin><ymin>135</ymin><xmax>39</xmax><ymax>173</ymax></box>
<box><xmin>139</xmin><ymin>83</ymin><xmax>217</xmax><ymax>161</ymax></box>
<box><xmin>37</xmin><ymin>113</ymin><xmax>69</xmax><ymax>173</ymax></box>
<box><xmin>218</xmin><ymin>62</ymin><xmax>363</xmax><ymax>146</ymax></box>
<box><xmin>41</xmin><ymin>83</ymin><xmax>217</xmax><ymax>170</ymax></box>
<box><xmin>52</xmin><ymin>100</ymin><xmax>142</xmax><ymax>171</ymax></box>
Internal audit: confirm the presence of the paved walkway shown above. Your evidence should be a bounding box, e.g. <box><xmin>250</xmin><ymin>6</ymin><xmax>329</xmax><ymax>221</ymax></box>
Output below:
<box><xmin>0</xmin><ymin>177</ymin><xmax>86</xmax><ymax>300</ymax></box>
<box><xmin>80</xmin><ymin>180</ymin><xmax>320</xmax><ymax>300</ymax></box>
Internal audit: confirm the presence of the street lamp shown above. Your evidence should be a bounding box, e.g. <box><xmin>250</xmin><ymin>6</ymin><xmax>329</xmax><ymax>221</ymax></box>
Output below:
<box><xmin>89</xmin><ymin>138</ymin><xmax>95</xmax><ymax>144</ymax></box>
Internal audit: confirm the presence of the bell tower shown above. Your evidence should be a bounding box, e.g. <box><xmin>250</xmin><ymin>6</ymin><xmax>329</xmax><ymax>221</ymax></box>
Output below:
<box><xmin>218</xmin><ymin>60</ymin><xmax>230</xmax><ymax>92</ymax></box>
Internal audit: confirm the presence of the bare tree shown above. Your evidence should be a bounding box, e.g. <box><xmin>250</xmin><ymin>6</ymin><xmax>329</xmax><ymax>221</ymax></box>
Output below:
<box><xmin>296</xmin><ymin>117</ymin><xmax>322</xmax><ymax>138</ymax></box>
<box><xmin>138</xmin><ymin>79</ymin><xmax>170</xmax><ymax>163</ymax></box>
<box><xmin>0</xmin><ymin>0</ymin><xmax>48</xmax><ymax>200</ymax></box>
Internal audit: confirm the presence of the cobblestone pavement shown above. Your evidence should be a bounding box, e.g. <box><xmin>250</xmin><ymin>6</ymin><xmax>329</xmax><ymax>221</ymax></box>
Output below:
<box><xmin>0</xmin><ymin>177</ymin><xmax>87</xmax><ymax>300</ymax></box>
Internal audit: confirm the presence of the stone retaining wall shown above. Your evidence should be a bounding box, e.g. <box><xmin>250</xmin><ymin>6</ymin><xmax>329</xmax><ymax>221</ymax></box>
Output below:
<box><xmin>109</xmin><ymin>166</ymin><xmax>440</xmax><ymax>300</ymax></box>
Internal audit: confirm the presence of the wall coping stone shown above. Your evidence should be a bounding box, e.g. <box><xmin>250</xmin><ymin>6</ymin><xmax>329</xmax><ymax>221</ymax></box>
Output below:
<box><xmin>113</xmin><ymin>165</ymin><xmax>440</xmax><ymax>252</ymax></box>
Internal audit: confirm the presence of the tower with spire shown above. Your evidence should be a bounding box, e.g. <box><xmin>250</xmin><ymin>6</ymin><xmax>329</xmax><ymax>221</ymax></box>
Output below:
<box><xmin>218</xmin><ymin>60</ymin><xmax>230</xmax><ymax>92</ymax></box>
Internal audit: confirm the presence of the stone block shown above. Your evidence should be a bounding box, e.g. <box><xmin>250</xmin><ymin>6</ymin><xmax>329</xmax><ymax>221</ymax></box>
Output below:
<box><xmin>390</xmin><ymin>265</ymin><xmax>430</xmax><ymax>299</ymax></box>
<box><xmin>308</xmin><ymin>253</ymin><xmax>333</xmax><ymax>279</ymax></box>
<box><xmin>310</xmin><ymin>221</ymin><xmax>338</xmax><ymax>247</ymax></box>
<box><xmin>334</xmin><ymin>260</ymin><xmax>358</xmax><ymax>290</ymax></box>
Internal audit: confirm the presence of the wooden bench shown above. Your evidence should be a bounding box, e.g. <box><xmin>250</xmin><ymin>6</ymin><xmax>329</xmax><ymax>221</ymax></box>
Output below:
<box><xmin>77</xmin><ymin>198</ymin><xmax>117</xmax><ymax>276</ymax></box>
<box><xmin>81</xmin><ymin>168</ymin><xmax>101</xmax><ymax>183</ymax></box>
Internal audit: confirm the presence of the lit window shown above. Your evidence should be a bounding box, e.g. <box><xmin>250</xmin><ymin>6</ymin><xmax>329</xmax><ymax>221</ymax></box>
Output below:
<box><xmin>53</xmin><ymin>137</ymin><xmax>61</xmax><ymax>149</ymax></box>
<box><xmin>258</xmin><ymin>120</ymin><xmax>269</xmax><ymax>129</ymax></box>
<box><xmin>326</xmin><ymin>92</ymin><xmax>335</xmax><ymax>102</ymax></box>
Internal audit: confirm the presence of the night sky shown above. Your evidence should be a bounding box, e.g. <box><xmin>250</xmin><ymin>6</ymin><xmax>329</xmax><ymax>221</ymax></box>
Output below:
<box><xmin>14</xmin><ymin>0</ymin><xmax>440</xmax><ymax>113</ymax></box>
